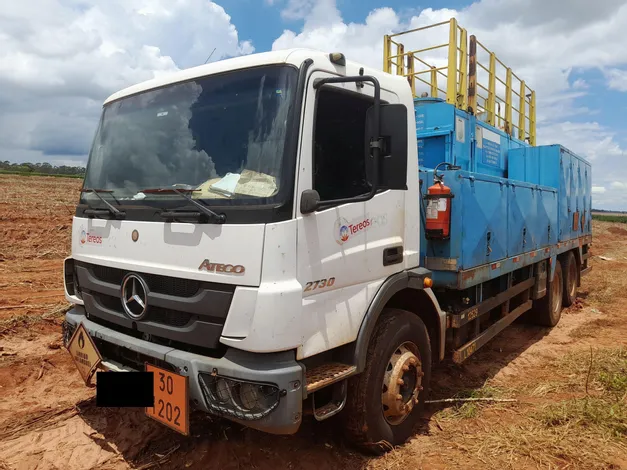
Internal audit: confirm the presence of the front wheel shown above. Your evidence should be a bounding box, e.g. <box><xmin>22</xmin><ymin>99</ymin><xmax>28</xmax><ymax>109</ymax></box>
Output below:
<box><xmin>342</xmin><ymin>309</ymin><xmax>432</xmax><ymax>454</ymax></box>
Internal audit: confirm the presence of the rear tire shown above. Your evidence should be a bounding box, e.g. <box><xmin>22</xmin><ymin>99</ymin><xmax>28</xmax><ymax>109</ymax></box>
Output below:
<box><xmin>562</xmin><ymin>251</ymin><xmax>578</xmax><ymax>307</ymax></box>
<box><xmin>342</xmin><ymin>309</ymin><xmax>432</xmax><ymax>454</ymax></box>
<box><xmin>532</xmin><ymin>260</ymin><xmax>563</xmax><ymax>327</ymax></box>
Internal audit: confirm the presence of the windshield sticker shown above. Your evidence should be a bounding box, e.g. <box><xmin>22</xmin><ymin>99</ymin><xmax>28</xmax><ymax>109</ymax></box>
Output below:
<box><xmin>79</xmin><ymin>227</ymin><xmax>103</xmax><ymax>246</ymax></box>
<box><xmin>334</xmin><ymin>214</ymin><xmax>387</xmax><ymax>245</ymax></box>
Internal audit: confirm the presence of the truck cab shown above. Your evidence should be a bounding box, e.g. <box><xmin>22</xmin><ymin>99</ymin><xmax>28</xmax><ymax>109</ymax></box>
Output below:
<box><xmin>63</xmin><ymin>47</ymin><xmax>436</xmax><ymax>444</ymax></box>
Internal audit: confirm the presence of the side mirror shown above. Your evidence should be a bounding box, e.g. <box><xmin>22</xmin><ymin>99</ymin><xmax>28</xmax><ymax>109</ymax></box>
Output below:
<box><xmin>300</xmin><ymin>189</ymin><xmax>321</xmax><ymax>214</ymax></box>
<box><xmin>365</xmin><ymin>104</ymin><xmax>408</xmax><ymax>190</ymax></box>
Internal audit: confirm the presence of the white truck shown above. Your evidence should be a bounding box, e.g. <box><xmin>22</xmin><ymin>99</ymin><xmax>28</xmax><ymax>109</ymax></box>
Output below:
<box><xmin>63</xmin><ymin>21</ymin><xmax>591</xmax><ymax>452</ymax></box>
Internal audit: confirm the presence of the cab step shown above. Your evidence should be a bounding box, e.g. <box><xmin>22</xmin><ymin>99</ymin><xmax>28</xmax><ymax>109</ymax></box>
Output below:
<box><xmin>305</xmin><ymin>363</ymin><xmax>356</xmax><ymax>393</ymax></box>
<box><xmin>312</xmin><ymin>381</ymin><xmax>347</xmax><ymax>421</ymax></box>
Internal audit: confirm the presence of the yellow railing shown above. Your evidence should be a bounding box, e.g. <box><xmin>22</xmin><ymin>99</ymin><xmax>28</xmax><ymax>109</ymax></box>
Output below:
<box><xmin>383</xmin><ymin>18</ymin><xmax>536</xmax><ymax>146</ymax></box>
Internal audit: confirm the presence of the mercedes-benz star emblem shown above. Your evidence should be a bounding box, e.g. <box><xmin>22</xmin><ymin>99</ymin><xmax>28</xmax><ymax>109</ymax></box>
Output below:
<box><xmin>121</xmin><ymin>273</ymin><xmax>149</xmax><ymax>320</ymax></box>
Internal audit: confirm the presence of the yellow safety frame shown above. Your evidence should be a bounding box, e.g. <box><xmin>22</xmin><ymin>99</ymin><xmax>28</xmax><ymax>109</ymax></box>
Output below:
<box><xmin>383</xmin><ymin>18</ymin><xmax>536</xmax><ymax>146</ymax></box>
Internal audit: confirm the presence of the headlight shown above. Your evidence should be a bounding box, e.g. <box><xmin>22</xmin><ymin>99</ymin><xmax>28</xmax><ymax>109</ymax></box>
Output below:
<box><xmin>198</xmin><ymin>373</ymin><xmax>281</xmax><ymax>421</ymax></box>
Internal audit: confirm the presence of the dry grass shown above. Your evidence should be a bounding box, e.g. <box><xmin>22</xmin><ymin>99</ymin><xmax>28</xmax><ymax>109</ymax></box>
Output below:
<box><xmin>432</xmin><ymin>384</ymin><xmax>509</xmax><ymax>421</ymax></box>
<box><xmin>584</xmin><ymin>221</ymin><xmax>627</xmax><ymax>305</ymax></box>
<box><xmin>462</xmin><ymin>419</ymin><xmax>626</xmax><ymax>470</ymax></box>
<box><xmin>538</xmin><ymin>396</ymin><xmax>626</xmax><ymax>439</ymax></box>
<box><xmin>456</xmin><ymin>348</ymin><xmax>627</xmax><ymax>469</ymax></box>
<box><xmin>570</xmin><ymin>318</ymin><xmax>616</xmax><ymax>338</ymax></box>
<box><xmin>0</xmin><ymin>302</ymin><xmax>70</xmax><ymax>335</ymax></box>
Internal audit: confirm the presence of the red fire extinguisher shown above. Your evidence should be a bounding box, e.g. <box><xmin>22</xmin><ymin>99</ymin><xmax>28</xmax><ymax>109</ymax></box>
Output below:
<box><xmin>425</xmin><ymin>163</ymin><xmax>455</xmax><ymax>239</ymax></box>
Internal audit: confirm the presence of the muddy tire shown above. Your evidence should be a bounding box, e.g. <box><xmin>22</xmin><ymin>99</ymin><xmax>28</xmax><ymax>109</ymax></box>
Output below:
<box><xmin>562</xmin><ymin>251</ymin><xmax>578</xmax><ymax>307</ymax></box>
<box><xmin>342</xmin><ymin>309</ymin><xmax>431</xmax><ymax>454</ymax></box>
<box><xmin>532</xmin><ymin>260</ymin><xmax>563</xmax><ymax>327</ymax></box>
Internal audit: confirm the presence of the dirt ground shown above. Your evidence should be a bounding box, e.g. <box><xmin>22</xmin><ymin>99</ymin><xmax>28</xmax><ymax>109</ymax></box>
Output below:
<box><xmin>0</xmin><ymin>174</ymin><xmax>625</xmax><ymax>470</ymax></box>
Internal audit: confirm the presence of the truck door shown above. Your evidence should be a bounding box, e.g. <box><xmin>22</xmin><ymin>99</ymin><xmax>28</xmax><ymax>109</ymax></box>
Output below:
<box><xmin>295</xmin><ymin>71</ymin><xmax>406</xmax><ymax>359</ymax></box>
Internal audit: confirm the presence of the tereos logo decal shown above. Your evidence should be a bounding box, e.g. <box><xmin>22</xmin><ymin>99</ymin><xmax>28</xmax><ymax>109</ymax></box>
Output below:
<box><xmin>334</xmin><ymin>214</ymin><xmax>387</xmax><ymax>245</ymax></box>
<box><xmin>78</xmin><ymin>226</ymin><xmax>103</xmax><ymax>246</ymax></box>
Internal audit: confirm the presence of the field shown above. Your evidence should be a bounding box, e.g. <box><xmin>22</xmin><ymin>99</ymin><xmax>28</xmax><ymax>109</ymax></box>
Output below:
<box><xmin>1</xmin><ymin>174</ymin><xmax>626</xmax><ymax>470</ymax></box>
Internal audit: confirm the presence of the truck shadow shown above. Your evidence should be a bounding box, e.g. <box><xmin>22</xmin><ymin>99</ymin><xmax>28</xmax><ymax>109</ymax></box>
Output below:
<box><xmin>422</xmin><ymin>320</ymin><xmax>550</xmax><ymax>423</ymax></box>
<box><xmin>74</xmin><ymin>321</ymin><xmax>551</xmax><ymax>469</ymax></box>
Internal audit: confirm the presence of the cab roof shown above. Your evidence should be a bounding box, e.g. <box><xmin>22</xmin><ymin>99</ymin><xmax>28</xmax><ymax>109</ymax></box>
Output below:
<box><xmin>103</xmin><ymin>48</ymin><xmax>409</xmax><ymax>105</ymax></box>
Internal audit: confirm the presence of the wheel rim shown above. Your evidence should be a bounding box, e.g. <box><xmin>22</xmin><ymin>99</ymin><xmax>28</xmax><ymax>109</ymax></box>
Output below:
<box><xmin>568</xmin><ymin>261</ymin><xmax>577</xmax><ymax>298</ymax></box>
<box><xmin>551</xmin><ymin>269</ymin><xmax>562</xmax><ymax>315</ymax></box>
<box><xmin>381</xmin><ymin>341</ymin><xmax>424</xmax><ymax>425</ymax></box>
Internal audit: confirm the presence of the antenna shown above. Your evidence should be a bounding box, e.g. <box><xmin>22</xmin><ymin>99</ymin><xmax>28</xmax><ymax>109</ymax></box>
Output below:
<box><xmin>204</xmin><ymin>48</ymin><xmax>217</xmax><ymax>64</ymax></box>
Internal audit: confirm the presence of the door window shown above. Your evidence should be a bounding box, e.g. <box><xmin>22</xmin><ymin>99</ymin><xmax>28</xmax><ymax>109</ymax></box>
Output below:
<box><xmin>312</xmin><ymin>88</ymin><xmax>374</xmax><ymax>201</ymax></box>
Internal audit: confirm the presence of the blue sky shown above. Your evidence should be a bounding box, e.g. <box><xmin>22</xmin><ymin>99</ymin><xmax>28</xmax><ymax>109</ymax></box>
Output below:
<box><xmin>1</xmin><ymin>0</ymin><xmax>627</xmax><ymax>209</ymax></box>
<box><xmin>220</xmin><ymin>0</ymin><xmax>468</xmax><ymax>50</ymax></box>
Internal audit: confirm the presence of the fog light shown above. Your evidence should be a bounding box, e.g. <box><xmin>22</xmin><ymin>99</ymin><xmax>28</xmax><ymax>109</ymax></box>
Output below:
<box><xmin>238</xmin><ymin>383</ymin><xmax>280</xmax><ymax>412</ymax></box>
<box><xmin>215</xmin><ymin>378</ymin><xmax>231</xmax><ymax>403</ymax></box>
<box><xmin>198</xmin><ymin>373</ymin><xmax>281</xmax><ymax>421</ymax></box>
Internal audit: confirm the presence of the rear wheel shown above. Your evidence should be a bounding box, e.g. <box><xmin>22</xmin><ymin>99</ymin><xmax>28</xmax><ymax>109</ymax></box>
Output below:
<box><xmin>532</xmin><ymin>260</ymin><xmax>563</xmax><ymax>327</ymax></box>
<box><xmin>342</xmin><ymin>309</ymin><xmax>432</xmax><ymax>454</ymax></box>
<box><xmin>562</xmin><ymin>251</ymin><xmax>578</xmax><ymax>307</ymax></box>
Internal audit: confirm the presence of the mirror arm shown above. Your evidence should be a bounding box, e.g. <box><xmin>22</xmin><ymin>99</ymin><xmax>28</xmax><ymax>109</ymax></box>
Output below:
<box><xmin>313</xmin><ymin>75</ymin><xmax>382</xmax><ymax>211</ymax></box>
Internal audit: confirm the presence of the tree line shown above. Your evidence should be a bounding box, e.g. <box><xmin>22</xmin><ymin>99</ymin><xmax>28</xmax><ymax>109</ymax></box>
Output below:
<box><xmin>0</xmin><ymin>160</ymin><xmax>86</xmax><ymax>176</ymax></box>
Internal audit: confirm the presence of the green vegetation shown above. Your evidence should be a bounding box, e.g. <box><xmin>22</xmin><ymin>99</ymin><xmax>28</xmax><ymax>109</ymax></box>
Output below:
<box><xmin>0</xmin><ymin>169</ymin><xmax>84</xmax><ymax>179</ymax></box>
<box><xmin>592</xmin><ymin>213</ymin><xmax>627</xmax><ymax>223</ymax></box>
<box><xmin>0</xmin><ymin>160</ymin><xmax>85</xmax><ymax>178</ymax></box>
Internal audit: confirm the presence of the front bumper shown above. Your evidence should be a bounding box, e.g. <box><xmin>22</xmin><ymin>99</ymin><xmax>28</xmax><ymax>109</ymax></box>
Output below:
<box><xmin>64</xmin><ymin>307</ymin><xmax>304</xmax><ymax>434</ymax></box>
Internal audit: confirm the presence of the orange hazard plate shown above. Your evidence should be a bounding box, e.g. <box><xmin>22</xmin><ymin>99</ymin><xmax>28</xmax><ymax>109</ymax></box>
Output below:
<box><xmin>145</xmin><ymin>363</ymin><xmax>190</xmax><ymax>435</ymax></box>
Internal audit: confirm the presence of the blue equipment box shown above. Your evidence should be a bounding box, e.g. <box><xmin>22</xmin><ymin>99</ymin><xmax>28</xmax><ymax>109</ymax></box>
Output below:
<box><xmin>417</xmin><ymin>101</ymin><xmax>592</xmax><ymax>287</ymax></box>
<box><xmin>508</xmin><ymin>145</ymin><xmax>592</xmax><ymax>242</ymax></box>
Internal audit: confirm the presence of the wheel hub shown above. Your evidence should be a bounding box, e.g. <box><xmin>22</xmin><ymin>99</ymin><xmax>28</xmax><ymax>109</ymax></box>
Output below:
<box><xmin>381</xmin><ymin>342</ymin><xmax>424</xmax><ymax>425</ymax></box>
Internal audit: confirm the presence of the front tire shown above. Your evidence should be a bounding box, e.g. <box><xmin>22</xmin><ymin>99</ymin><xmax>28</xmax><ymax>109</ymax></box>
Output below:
<box><xmin>562</xmin><ymin>251</ymin><xmax>578</xmax><ymax>307</ymax></box>
<box><xmin>532</xmin><ymin>260</ymin><xmax>563</xmax><ymax>327</ymax></box>
<box><xmin>342</xmin><ymin>309</ymin><xmax>432</xmax><ymax>454</ymax></box>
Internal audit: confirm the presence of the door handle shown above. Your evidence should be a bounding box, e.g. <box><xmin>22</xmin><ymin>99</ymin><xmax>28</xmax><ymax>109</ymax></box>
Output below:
<box><xmin>383</xmin><ymin>246</ymin><xmax>403</xmax><ymax>266</ymax></box>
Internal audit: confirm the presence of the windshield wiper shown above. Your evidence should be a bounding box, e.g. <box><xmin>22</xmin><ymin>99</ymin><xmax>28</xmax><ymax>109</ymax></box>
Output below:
<box><xmin>81</xmin><ymin>188</ymin><xmax>126</xmax><ymax>219</ymax></box>
<box><xmin>139</xmin><ymin>187</ymin><xmax>226</xmax><ymax>224</ymax></box>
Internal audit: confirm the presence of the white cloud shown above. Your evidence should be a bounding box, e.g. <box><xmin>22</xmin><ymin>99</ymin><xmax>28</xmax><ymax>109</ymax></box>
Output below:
<box><xmin>0</xmin><ymin>0</ymin><xmax>253</xmax><ymax>163</ymax></box>
<box><xmin>605</xmin><ymin>68</ymin><xmax>627</xmax><ymax>92</ymax></box>
<box><xmin>272</xmin><ymin>0</ymin><xmax>627</xmax><ymax>209</ymax></box>
<box><xmin>592</xmin><ymin>186</ymin><xmax>606</xmax><ymax>194</ymax></box>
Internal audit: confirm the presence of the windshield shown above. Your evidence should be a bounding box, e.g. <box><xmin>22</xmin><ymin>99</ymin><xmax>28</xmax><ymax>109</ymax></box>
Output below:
<box><xmin>82</xmin><ymin>65</ymin><xmax>298</xmax><ymax>205</ymax></box>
